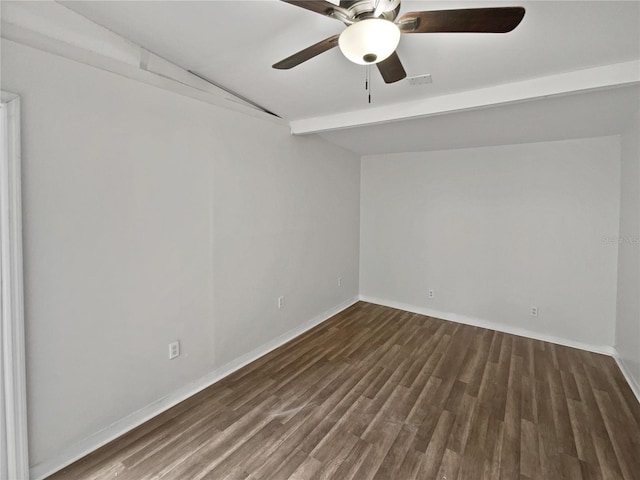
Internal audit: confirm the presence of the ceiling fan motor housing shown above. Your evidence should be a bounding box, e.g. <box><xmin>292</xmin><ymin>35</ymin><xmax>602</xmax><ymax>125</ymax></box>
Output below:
<box><xmin>341</xmin><ymin>0</ymin><xmax>401</xmax><ymax>23</ymax></box>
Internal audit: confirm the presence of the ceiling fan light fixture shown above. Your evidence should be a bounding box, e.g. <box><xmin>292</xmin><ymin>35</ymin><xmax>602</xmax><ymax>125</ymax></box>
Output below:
<box><xmin>338</xmin><ymin>18</ymin><xmax>401</xmax><ymax>65</ymax></box>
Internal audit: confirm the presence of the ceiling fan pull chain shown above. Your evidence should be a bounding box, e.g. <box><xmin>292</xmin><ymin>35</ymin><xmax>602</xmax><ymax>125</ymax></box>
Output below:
<box><xmin>363</xmin><ymin>65</ymin><xmax>373</xmax><ymax>104</ymax></box>
<box><xmin>368</xmin><ymin>65</ymin><xmax>372</xmax><ymax>104</ymax></box>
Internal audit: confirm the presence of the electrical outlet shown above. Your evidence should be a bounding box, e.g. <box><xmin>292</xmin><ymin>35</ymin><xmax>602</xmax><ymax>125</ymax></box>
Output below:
<box><xmin>278</xmin><ymin>296</ymin><xmax>285</xmax><ymax>309</ymax></box>
<box><xmin>428</xmin><ymin>289</ymin><xmax>435</xmax><ymax>299</ymax></box>
<box><xmin>168</xmin><ymin>341</ymin><xmax>180</xmax><ymax>360</ymax></box>
<box><xmin>338</xmin><ymin>276</ymin><xmax>342</xmax><ymax>287</ymax></box>
<box><xmin>530</xmin><ymin>306</ymin><xmax>538</xmax><ymax>317</ymax></box>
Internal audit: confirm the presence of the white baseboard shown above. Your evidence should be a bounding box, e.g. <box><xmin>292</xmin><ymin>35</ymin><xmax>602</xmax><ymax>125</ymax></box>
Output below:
<box><xmin>612</xmin><ymin>351</ymin><xmax>640</xmax><ymax>405</ymax></box>
<box><xmin>30</xmin><ymin>296</ymin><xmax>359</xmax><ymax>480</ymax></box>
<box><xmin>359</xmin><ymin>295</ymin><xmax>615</xmax><ymax>357</ymax></box>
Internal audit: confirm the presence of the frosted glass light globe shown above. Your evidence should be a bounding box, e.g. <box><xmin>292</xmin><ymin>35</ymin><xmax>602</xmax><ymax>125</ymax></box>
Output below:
<box><xmin>338</xmin><ymin>18</ymin><xmax>401</xmax><ymax>65</ymax></box>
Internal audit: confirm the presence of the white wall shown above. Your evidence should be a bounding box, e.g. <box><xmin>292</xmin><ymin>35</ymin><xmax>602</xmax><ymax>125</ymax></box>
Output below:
<box><xmin>212</xmin><ymin>129</ymin><xmax>360</xmax><ymax>366</ymax></box>
<box><xmin>0</xmin><ymin>39</ymin><xmax>360</xmax><ymax>470</ymax></box>
<box><xmin>616</xmin><ymin>111</ymin><xmax>640</xmax><ymax>392</ymax></box>
<box><xmin>360</xmin><ymin>137</ymin><xmax>621</xmax><ymax>349</ymax></box>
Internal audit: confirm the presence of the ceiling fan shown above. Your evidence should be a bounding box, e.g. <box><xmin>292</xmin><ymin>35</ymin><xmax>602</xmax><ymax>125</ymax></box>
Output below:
<box><xmin>273</xmin><ymin>0</ymin><xmax>525</xmax><ymax>84</ymax></box>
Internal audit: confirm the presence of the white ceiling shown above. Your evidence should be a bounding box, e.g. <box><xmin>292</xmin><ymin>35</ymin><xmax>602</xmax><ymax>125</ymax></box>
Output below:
<box><xmin>60</xmin><ymin>1</ymin><xmax>639</xmax><ymax>118</ymax></box>
<box><xmin>55</xmin><ymin>0</ymin><xmax>639</xmax><ymax>154</ymax></box>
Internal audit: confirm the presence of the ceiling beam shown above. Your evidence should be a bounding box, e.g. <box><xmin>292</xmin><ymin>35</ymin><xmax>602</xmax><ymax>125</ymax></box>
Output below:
<box><xmin>290</xmin><ymin>60</ymin><xmax>640</xmax><ymax>134</ymax></box>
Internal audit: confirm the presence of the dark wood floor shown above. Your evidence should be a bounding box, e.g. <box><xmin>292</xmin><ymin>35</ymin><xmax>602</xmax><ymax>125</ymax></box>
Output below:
<box><xmin>49</xmin><ymin>302</ymin><xmax>640</xmax><ymax>480</ymax></box>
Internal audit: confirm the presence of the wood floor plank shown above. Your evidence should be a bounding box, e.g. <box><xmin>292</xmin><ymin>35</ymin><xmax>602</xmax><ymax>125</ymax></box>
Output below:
<box><xmin>437</xmin><ymin>448</ymin><xmax>461</xmax><ymax>480</ymax></box>
<box><xmin>485</xmin><ymin>417</ymin><xmax>505</xmax><ymax>480</ymax></box>
<box><xmin>456</xmin><ymin>403</ymin><xmax>491</xmax><ymax>479</ymax></box>
<box><xmin>48</xmin><ymin>302</ymin><xmax>640</xmax><ymax>480</ymax></box>
<box><xmin>315</xmin><ymin>433</ymin><xmax>360</xmax><ymax>480</ymax></box>
<box><xmin>520</xmin><ymin>418</ymin><xmax>540</xmax><ymax>479</ymax></box>
<box><xmin>566</xmin><ymin>398</ymin><xmax>599</xmax><ymax>465</ymax></box>
<box><xmin>329</xmin><ymin>437</ymin><xmax>371</xmax><ymax>480</ymax></box>
<box><xmin>416</xmin><ymin>410</ymin><xmax>456</xmax><ymax>478</ymax></box>
<box><xmin>371</xmin><ymin>423</ymin><xmax>417</xmax><ymax>480</ymax></box>
<box><xmin>395</xmin><ymin>447</ymin><xmax>423</xmax><ymax>479</ymax></box>
<box><xmin>591</xmin><ymin>389</ymin><xmax>640</xmax><ymax>480</ymax></box>
<box><xmin>446</xmin><ymin>391</ymin><xmax>476</xmax><ymax>454</ymax></box>
<box><xmin>500</xmin><ymin>354</ymin><xmax>522</xmax><ymax>480</ymax></box>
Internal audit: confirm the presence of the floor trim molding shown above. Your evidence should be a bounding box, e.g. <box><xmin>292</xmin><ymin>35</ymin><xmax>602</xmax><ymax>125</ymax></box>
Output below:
<box><xmin>612</xmin><ymin>351</ymin><xmax>640</xmax><ymax>405</ymax></box>
<box><xmin>359</xmin><ymin>295</ymin><xmax>615</xmax><ymax>357</ymax></box>
<box><xmin>30</xmin><ymin>296</ymin><xmax>359</xmax><ymax>480</ymax></box>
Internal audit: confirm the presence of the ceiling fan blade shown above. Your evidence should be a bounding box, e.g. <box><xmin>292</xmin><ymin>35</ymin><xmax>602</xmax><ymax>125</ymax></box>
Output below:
<box><xmin>376</xmin><ymin>51</ymin><xmax>406</xmax><ymax>84</ymax></box>
<box><xmin>273</xmin><ymin>35</ymin><xmax>340</xmax><ymax>69</ymax></box>
<box><xmin>398</xmin><ymin>7</ymin><xmax>525</xmax><ymax>34</ymax></box>
<box><xmin>281</xmin><ymin>0</ymin><xmax>342</xmax><ymax>18</ymax></box>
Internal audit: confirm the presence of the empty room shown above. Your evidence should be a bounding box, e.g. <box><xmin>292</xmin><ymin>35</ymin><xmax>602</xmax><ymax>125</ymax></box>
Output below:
<box><xmin>1</xmin><ymin>1</ymin><xmax>639</xmax><ymax>479</ymax></box>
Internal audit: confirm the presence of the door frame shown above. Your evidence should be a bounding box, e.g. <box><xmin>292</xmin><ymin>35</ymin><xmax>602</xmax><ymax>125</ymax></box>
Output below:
<box><xmin>1</xmin><ymin>91</ymin><xmax>29</xmax><ymax>479</ymax></box>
